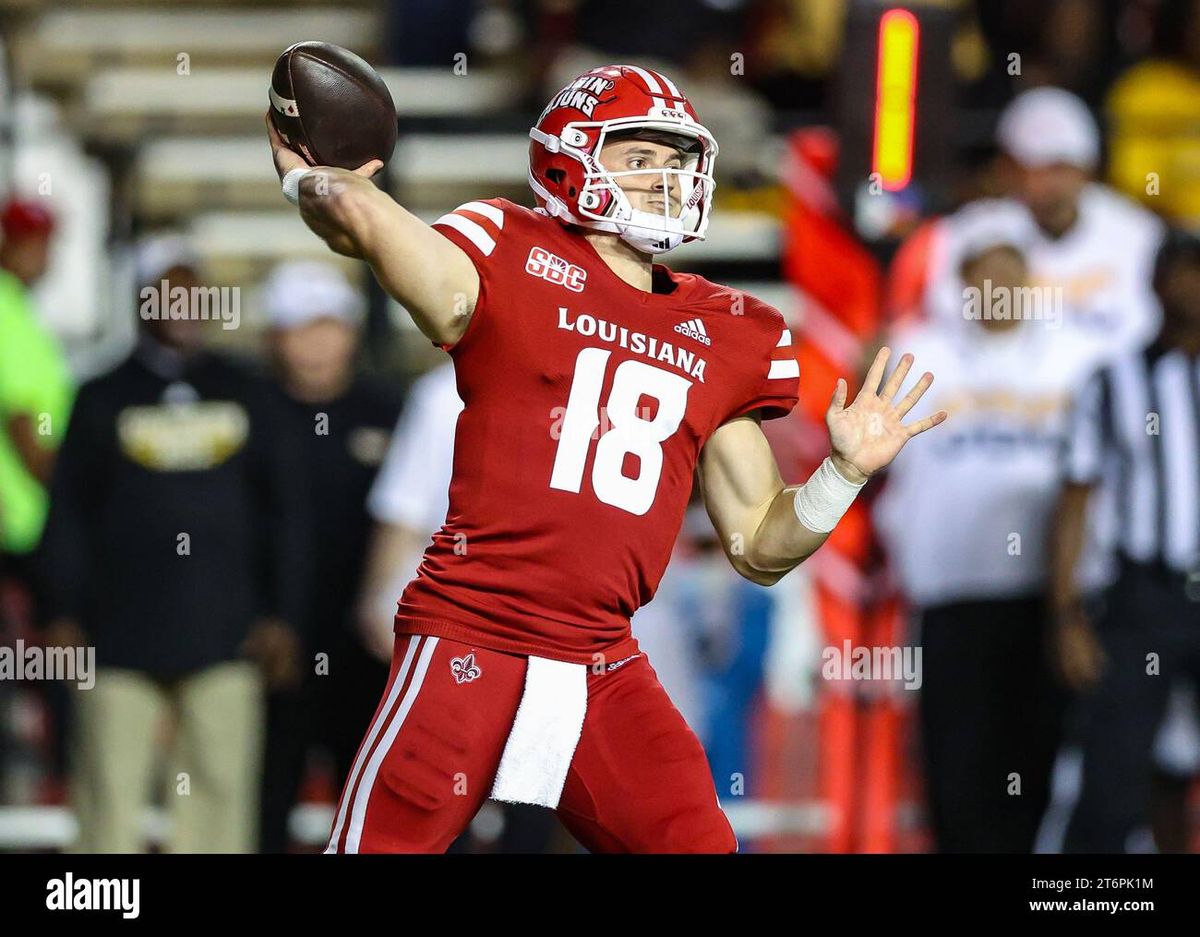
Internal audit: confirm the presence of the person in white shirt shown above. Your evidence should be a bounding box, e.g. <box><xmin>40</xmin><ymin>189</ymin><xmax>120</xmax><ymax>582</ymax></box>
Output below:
<box><xmin>875</xmin><ymin>216</ymin><xmax>1107</xmax><ymax>853</ymax></box>
<box><xmin>918</xmin><ymin>88</ymin><xmax>1164</xmax><ymax>358</ymax></box>
<box><xmin>358</xmin><ymin>361</ymin><xmax>462</xmax><ymax>661</ymax></box>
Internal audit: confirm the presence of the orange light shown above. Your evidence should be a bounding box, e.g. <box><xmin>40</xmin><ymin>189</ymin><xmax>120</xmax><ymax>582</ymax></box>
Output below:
<box><xmin>872</xmin><ymin>8</ymin><xmax>920</xmax><ymax>191</ymax></box>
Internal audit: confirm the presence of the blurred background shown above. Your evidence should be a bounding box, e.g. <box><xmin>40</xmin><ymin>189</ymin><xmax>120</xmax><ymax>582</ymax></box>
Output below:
<box><xmin>1</xmin><ymin>0</ymin><xmax>1199</xmax><ymax>854</ymax></box>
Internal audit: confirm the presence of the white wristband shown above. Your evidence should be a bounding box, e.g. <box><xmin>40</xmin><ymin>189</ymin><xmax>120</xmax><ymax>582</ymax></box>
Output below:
<box><xmin>793</xmin><ymin>456</ymin><xmax>867</xmax><ymax>534</ymax></box>
<box><xmin>281</xmin><ymin>167</ymin><xmax>310</xmax><ymax>206</ymax></box>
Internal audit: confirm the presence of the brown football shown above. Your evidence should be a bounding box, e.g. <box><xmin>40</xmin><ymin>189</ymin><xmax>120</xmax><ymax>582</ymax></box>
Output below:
<box><xmin>269</xmin><ymin>41</ymin><xmax>397</xmax><ymax>169</ymax></box>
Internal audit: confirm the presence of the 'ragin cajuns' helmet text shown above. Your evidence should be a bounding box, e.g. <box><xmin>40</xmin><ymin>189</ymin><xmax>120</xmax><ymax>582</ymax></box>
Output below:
<box><xmin>528</xmin><ymin>65</ymin><xmax>719</xmax><ymax>254</ymax></box>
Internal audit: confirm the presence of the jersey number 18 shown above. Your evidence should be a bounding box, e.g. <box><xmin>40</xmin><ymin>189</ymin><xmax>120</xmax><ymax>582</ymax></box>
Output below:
<box><xmin>549</xmin><ymin>347</ymin><xmax>691</xmax><ymax>515</ymax></box>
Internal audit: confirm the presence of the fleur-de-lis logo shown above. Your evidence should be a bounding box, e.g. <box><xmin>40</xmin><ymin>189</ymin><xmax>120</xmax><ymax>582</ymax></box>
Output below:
<box><xmin>450</xmin><ymin>653</ymin><xmax>482</xmax><ymax>684</ymax></box>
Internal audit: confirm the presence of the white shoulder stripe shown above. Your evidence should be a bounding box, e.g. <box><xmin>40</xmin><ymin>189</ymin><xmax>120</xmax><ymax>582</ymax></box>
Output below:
<box><xmin>434</xmin><ymin>213</ymin><xmax>497</xmax><ymax>256</ymax></box>
<box><xmin>457</xmin><ymin>200</ymin><xmax>505</xmax><ymax>229</ymax></box>
<box><xmin>776</xmin><ymin>329</ymin><xmax>792</xmax><ymax>347</ymax></box>
<box><xmin>768</xmin><ymin>358</ymin><xmax>800</xmax><ymax>380</ymax></box>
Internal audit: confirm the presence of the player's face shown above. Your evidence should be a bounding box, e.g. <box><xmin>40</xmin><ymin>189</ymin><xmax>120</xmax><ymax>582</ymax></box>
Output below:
<box><xmin>272</xmin><ymin>316</ymin><xmax>358</xmax><ymax>395</ymax></box>
<box><xmin>598</xmin><ymin>137</ymin><xmax>685</xmax><ymax>216</ymax></box>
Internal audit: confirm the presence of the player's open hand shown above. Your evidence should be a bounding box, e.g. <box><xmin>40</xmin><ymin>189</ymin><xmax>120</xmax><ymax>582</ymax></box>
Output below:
<box><xmin>825</xmin><ymin>346</ymin><xmax>947</xmax><ymax>484</ymax></box>
<box><xmin>265</xmin><ymin>111</ymin><xmax>383</xmax><ymax>182</ymax></box>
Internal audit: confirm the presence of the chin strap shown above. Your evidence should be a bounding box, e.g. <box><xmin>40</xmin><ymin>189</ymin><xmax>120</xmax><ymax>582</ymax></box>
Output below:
<box><xmin>529</xmin><ymin>128</ymin><xmax>692</xmax><ymax>254</ymax></box>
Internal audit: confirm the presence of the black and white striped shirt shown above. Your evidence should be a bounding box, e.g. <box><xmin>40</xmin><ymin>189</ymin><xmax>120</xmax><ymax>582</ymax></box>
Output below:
<box><xmin>1063</xmin><ymin>340</ymin><xmax>1200</xmax><ymax>573</ymax></box>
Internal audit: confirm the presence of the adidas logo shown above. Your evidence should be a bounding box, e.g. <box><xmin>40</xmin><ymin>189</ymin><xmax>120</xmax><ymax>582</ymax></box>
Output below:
<box><xmin>606</xmin><ymin>653</ymin><xmax>642</xmax><ymax>672</ymax></box>
<box><xmin>674</xmin><ymin>317</ymin><xmax>711</xmax><ymax>346</ymax></box>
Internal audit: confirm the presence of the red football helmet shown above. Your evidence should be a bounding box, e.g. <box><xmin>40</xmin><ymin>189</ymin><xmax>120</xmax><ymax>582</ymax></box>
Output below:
<box><xmin>528</xmin><ymin>64</ymin><xmax>719</xmax><ymax>254</ymax></box>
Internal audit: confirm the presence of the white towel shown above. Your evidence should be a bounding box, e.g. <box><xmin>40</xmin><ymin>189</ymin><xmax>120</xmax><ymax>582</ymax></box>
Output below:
<box><xmin>489</xmin><ymin>655</ymin><xmax>588</xmax><ymax>808</ymax></box>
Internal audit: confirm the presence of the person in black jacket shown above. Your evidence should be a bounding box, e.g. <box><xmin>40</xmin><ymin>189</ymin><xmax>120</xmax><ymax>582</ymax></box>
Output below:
<box><xmin>38</xmin><ymin>236</ymin><xmax>312</xmax><ymax>852</ymax></box>
<box><xmin>254</xmin><ymin>260</ymin><xmax>401</xmax><ymax>853</ymax></box>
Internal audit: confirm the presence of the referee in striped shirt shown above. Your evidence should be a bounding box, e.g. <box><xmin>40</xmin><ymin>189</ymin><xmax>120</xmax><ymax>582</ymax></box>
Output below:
<box><xmin>1050</xmin><ymin>228</ymin><xmax>1200</xmax><ymax>853</ymax></box>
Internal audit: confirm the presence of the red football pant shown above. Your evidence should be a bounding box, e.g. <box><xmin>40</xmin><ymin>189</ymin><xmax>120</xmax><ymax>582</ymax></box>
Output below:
<box><xmin>325</xmin><ymin>633</ymin><xmax>737</xmax><ymax>853</ymax></box>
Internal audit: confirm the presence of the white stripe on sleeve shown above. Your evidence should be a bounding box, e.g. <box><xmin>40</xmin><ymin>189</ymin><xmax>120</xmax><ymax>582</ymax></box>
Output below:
<box><xmin>458</xmin><ymin>200</ymin><xmax>505</xmax><ymax>229</ymax></box>
<box><xmin>434</xmin><ymin>212</ymin><xmax>497</xmax><ymax>256</ymax></box>
<box><xmin>768</xmin><ymin>358</ymin><xmax>800</xmax><ymax>380</ymax></box>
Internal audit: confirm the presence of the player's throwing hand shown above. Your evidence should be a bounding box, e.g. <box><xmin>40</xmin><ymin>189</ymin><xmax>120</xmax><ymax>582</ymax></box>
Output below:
<box><xmin>264</xmin><ymin>111</ymin><xmax>383</xmax><ymax>182</ymax></box>
<box><xmin>265</xmin><ymin>112</ymin><xmax>385</xmax><ymax>257</ymax></box>
<box><xmin>826</xmin><ymin>346</ymin><xmax>947</xmax><ymax>484</ymax></box>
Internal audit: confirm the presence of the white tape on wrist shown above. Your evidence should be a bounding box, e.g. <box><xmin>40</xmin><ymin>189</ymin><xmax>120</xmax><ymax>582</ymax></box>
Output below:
<box><xmin>281</xmin><ymin>167</ymin><xmax>310</xmax><ymax>206</ymax></box>
<box><xmin>792</xmin><ymin>457</ymin><xmax>867</xmax><ymax>534</ymax></box>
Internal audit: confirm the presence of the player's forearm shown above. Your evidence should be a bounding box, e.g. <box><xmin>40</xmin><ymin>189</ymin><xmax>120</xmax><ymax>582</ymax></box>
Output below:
<box><xmin>5</xmin><ymin>414</ymin><xmax>55</xmax><ymax>484</ymax></box>
<box><xmin>700</xmin><ymin>417</ymin><xmax>859</xmax><ymax>586</ymax></box>
<box><xmin>358</xmin><ymin>522</ymin><xmax>414</xmax><ymax>602</ymax></box>
<box><xmin>739</xmin><ymin>484</ymin><xmax>830</xmax><ymax>585</ymax></box>
<box><xmin>299</xmin><ymin>175</ymin><xmax>475</xmax><ymax>345</ymax></box>
<box><xmin>741</xmin><ymin>454</ymin><xmax>870</xmax><ymax>585</ymax></box>
<box><xmin>1049</xmin><ymin>482</ymin><xmax>1093</xmax><ymax>615</ymax></box>
<box><xmin>356</xmin><ymin>522</ymin><xmax>425</xmax><ymax>657</ymax></box>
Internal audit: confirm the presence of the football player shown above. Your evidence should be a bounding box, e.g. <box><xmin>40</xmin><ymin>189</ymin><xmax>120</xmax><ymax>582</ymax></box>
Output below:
<box><xmin>267</xmin><ymin>64</ymin><xmax>946</xmax><ymax>853</ymax></box>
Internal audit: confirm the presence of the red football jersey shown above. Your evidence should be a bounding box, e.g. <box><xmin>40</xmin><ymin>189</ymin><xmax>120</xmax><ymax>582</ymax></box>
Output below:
<box><xmin>394</xmin><ymin>198</ymin><xmax>800</xmax><ymax>665</ymax></box>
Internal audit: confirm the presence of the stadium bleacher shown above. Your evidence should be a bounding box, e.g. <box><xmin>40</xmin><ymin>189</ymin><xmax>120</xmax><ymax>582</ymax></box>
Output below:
<box><xmin>2</xmin><ymin>0</ymin><xmax>782</xmax><ymax>353</ymax></box>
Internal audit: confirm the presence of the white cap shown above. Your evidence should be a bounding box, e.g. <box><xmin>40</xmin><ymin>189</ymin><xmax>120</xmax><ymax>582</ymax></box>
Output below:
<box><xmin>136</xmin><ymin>233</ymin><xmax>201</xmax><ymax>287</ymax></box>
<box><xmin>996</xmin><ymin>87</ymin><xmax>1099</xmax><ymax>170</ymax></box>
<box><xmin>951</xmin><ymin>198</ymin><xmax>1034</xmax><ymax>266</ymax></box>
<box><xmin>261</xmin><ymin>260</ymin><xmax>364</xmax><ymax>329</ymax></box>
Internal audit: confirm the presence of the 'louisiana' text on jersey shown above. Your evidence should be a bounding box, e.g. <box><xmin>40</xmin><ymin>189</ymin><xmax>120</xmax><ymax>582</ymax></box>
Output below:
<box><xmin>557</xmin><ymin>306</ymin><xmax>707</xmax><ymax>383</ymax></box>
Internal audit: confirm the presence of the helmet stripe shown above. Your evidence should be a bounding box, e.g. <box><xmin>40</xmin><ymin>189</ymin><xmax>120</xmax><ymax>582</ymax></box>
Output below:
<box><xmin>626</xmin><ymin>64</ymin><xmax>661</xmax><ymax>92</ymax></box>
<box><xmin>624</xmin><ymin>65</ymin><xmax>667</xmax><ymax>110</ymax></box>
<box><xmin>649</xmin><ymin>69</ymin><xmax>684</xmax><ymax>102</ymax></box>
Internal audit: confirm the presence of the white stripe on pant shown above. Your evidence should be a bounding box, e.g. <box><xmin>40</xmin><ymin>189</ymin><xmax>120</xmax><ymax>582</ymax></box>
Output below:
<box><xmin>325</xmin><ymin>635</ymin><xmax>440</xmax><ymax>853</ymax></box>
